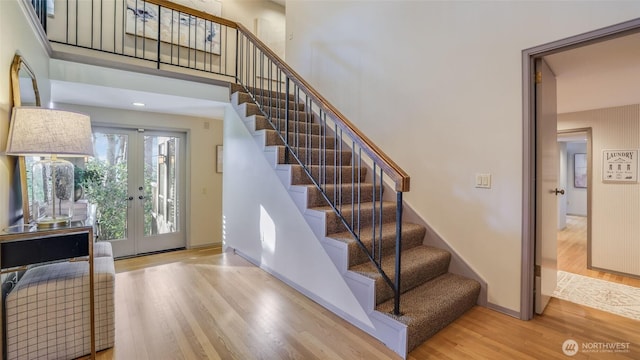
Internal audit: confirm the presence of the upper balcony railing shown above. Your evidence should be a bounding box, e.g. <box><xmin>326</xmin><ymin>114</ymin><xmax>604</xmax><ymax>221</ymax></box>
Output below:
<box><xmin>33</xmin><ymin>0</ymin><xmax>410</xmax><ymax>315</ymax></box>
<box><xmin>45</xmin><ymin>0</ymin><xmax>239</xmax><ymax>81</ymax></box>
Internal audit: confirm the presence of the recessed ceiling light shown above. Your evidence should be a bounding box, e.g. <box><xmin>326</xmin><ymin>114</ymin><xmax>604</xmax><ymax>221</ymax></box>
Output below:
<box><xmin>132</xmin><ymin>102</ymin><xmax>145</xmax><ymax>107</ymax></box>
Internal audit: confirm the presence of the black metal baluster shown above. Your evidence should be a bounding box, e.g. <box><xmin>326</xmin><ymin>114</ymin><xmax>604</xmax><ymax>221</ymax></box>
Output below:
<box><xmin>378</xmin><ymin>167</ymin><xmax>383</xmax><ymax>265</ymax></box>
<box><xmin>65</xmin><ymin>0</ymin><xmax>69</xmax><ymax>43</ymax></box>
<box><xmin>372</xmin><ymin>163</ymin><xmax>377</xmax><ymax>261</ymax></box>
<box><xmin>120</xmin><ymin>0</ymin><xmax>124</xmax><ymax>54</ymax></box>
<box><xmin>357</xmin><ymin>148</ymin><xmax>362</xmax><ymax>241</ymax></box>
<box><xmin>75</xmin><ymin>0</ymin><xmax>78</xmax><ymax>45</ymax></box>
<box><xmin>234</xmin><ymin>29</ymin><xmax>239</xmax><ymax>82</ymax></box>
<box><xmin>394</xmin><ymin>191</ymin><xmax>403</xmax><ymax>316</ymax></box>
<box><xmin>100</xmin><ymin>0</ymin><xmax>104</xmax><ymax>50</ymax></box>
<box><xmin>284</xmin><ymin>79</ymin><xmax>289</xmax><ymax>164</ymax></box>
<box><xmin>156</xmin><ymin>5</ymin><xmax>161</xmax><ymax>69</ymax></box>
<box><xmin>90</xmin><ymin>0</ymin><xmax>94</xmax><ymax>48</ymax></box>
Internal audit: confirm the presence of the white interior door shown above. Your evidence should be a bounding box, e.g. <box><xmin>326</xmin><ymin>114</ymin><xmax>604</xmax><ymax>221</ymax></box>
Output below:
<box><xmin>89</xmin><ymin>127</ymin><xmax>186</xmax><ymax>258</ymax></box>
<box><xmin>535</xmin><ymin>58</ymin><xmax>560</xmax><ymax>314</ymax></box>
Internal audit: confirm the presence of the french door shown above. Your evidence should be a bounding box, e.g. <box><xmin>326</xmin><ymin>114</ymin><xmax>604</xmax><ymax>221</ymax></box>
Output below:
<box><xmin>89</xmin><ymin>127</ymin><xmax>186</xmax><ymax>258</ymax></box>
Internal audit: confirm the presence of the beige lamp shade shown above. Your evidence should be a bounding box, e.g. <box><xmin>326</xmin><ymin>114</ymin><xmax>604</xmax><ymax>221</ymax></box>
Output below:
<box><xmin>5</xmin><ymin>107</ymin><xmax>94</xmax><ymax>157</ymax></box>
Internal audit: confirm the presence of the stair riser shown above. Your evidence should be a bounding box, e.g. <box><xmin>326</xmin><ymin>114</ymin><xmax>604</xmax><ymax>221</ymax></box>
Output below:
<box><xmin>324</xmin><ymin>204</ymin><xmax>397</xmax><ymax>235</ymax></box>
<box><xmin>307</xmin><ymin>185</ymin><xmax>381</xmax><ymax>208</ymax></box>
<box><xmin>264</xmin><ymin>130</ymin><xmax>336</xmax><ymax>149</ymax></box>
<box><xmin>277</xmin><ymin>147</ymin><xmax>352</xmax><ymax>166</ymax></box>
<box><xmin>290</xmin><ymin>165</ymin><xmax>368</xmax><ymax>185</ymax></box>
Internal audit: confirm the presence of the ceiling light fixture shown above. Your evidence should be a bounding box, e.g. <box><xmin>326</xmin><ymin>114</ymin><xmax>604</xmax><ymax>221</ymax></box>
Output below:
<box><xmin>132</xmin><ymin>102</ymin><xmax>145</xmax><ymax>107</ymax></box>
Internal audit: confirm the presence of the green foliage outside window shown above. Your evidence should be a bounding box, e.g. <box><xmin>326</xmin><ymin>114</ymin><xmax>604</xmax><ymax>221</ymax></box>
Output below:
<box><xmin>82</xmin><ymin>160</ymin><xmax>128</xmax><ymax>241</ymax></box>
<box><xmin>82</xmin><ymin>159</ymin><xmax>156</xmax><ymax>240</ymax></box>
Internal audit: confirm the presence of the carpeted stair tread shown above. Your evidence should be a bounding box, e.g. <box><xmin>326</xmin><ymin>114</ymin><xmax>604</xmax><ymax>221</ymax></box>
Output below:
<box><xmin>330</xmin><ymin>222</ymin><xmax>426</xmax><ymax>267</ymax></box>
<box><xmin>250</xmin><ymin>116</ymin><xmax>322</xmax><ymax>135</ymax></box>
<box><xmin>275</xmin><ymin>146</ymin><xmax>352</xmax><ymax>166</ymax></box>
<box><xmin>311</xmin><ymin>201</ymin><xmax>398</xmax><ymax>235</ymax></box>
<box><xmin>236</xmin><ymin>92</ymin><xmax>305</xmax><ymax>111</ymax></box>
<box><xmin>243</xmin><ymin>102</ymin><xmax>318</xmax><ymax>122</ymax></box>
<box><xmin>230</xmin><ymin>84</ymin><xmax>297</xmax><ymax>101</ymax></box>
<box><xmin>261</xmin><ymin>129</ymin><xmax>336</xmax><ymax>149</ymax></box>
<box><xmin>377</xmin><ymin>273</ymin><xmax>481</xmax><ymax>352</ymax></box>
<box><xmin>350</xmin><ymin>245</ymin><xmax>451</xmax><ymax>304</ymax></box>
<box><xmin>289</xmin><ymin>165</ymin><xmax>368</xmax><ymax>185</ymax></box>
<box><xmin>305</xmin><ymin>183</ymin><xmax>380</xmax><ymax>207</ymax></box>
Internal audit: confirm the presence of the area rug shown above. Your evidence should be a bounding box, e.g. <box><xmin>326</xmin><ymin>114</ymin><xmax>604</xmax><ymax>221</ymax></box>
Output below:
<box><xmin>553</xmin><ymin>271</ymin><xmax>640</xmax><ymax>321</ymax></box>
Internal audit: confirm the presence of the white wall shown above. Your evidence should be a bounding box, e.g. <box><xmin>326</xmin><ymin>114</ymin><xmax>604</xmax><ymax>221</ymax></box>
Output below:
<box><xmin>559</xmin><ymin>104</ymin><xmax>640</xmax><ymax>277</ymax></box>
<box><xmin>565</xmin><ymin>141</ymin><xmax>588</xmax><ymax>216</ymax></box>
<box><xmin>0</xmin><ymin>0</ymin><xmax>52</xmax><ymax>227</ymax></box>
<box><xmin>285</xmin><ymin>1</ymin><xmax>640</xmax><ymax>312</ymax></box>
<box><xmin>222</xmin><ymin>0</ymin><xmax>285</xmax><ymax>58</ymax></box>
<box><xmin>54</xmin><ymin>103</ymin><xmax>223</xmax><ymax>248</ymax></box>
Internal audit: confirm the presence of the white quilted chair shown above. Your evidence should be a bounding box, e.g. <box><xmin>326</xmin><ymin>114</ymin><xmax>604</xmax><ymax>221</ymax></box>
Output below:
<box><xmin>4</xmin><ymin>241</ymin><xmax>115</xmax><ymax>360</ymax></box>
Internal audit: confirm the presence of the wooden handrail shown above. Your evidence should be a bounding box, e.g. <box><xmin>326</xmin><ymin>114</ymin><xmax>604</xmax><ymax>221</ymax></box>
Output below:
<box><xmin>236</xmin><ymin>23</ymin><xmax>410</xmax><ymax>192</ymax></box>
<box><xmin>144</xmin><ymin>0</ymin><xmax>410</xmax><ymax>192</ymax></box>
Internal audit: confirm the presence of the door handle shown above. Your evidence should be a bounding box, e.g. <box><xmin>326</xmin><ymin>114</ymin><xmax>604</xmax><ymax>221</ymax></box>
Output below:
<box><xmin>553</xmin><ymin>188</ymin><xmax>565</xmax><ymax>195</ymax></box>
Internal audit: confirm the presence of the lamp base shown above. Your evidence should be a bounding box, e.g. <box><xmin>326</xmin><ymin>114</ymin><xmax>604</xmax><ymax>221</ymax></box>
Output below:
<box><xmin>36</xmin><ymin>216</ymin><xmax>72</xmax><ymax>229</ymax></box>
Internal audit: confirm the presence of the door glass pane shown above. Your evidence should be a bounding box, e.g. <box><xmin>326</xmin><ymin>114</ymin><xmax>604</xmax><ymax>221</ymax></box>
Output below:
<box><xmin>85</xmin><ymin>132</ymin><xmax>129</xmax><ymax>241</ymax></box>
<box><xmin>144</xmin><ymin>135</ymin><xmax>180</xmax><ymax>236</ymax></box>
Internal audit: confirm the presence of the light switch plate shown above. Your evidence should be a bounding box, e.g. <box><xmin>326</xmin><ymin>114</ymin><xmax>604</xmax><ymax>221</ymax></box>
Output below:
<box><xmin>475</xmin><ymin>173</ymin><xmax>492</xmax><ymax>189</ymax></box>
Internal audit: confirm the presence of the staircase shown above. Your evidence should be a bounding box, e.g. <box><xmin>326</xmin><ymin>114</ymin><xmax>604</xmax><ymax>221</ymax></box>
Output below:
<box><xmin>230</xmin><ymin>83</ymin><xmax>481</xmax><ymax>356</ymax></box>
<box><xmin>19</xmin><ymin>0</ymin><xmax>483</xmax><ymax>354</ymax></box>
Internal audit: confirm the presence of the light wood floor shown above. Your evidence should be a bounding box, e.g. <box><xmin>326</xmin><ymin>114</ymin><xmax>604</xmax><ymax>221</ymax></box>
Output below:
<box><xmin>92</xmin><ymin>246</ymin><xmax>640</xmax><ymax>359</ymax></box>
<box><xmin>557</xmin><ymin>215</ymin><xmax>640</xmax><ymax>288</ymax></box>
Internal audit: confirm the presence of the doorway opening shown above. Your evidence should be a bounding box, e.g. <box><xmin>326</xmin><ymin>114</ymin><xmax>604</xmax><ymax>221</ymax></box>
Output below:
<box><xmin>556</xmin><ymin>132</ymin><xmax>640</xmax><ymax>319</ymax></box>
<box><xmin>556</xmin><ymin>130</ymin><xmax>591</xmax><ymax>276</ymax></box>
<box><xmin>522</xmin><ymin>18</ymin><xmax>640</xmax><ymax>320</ymax></box>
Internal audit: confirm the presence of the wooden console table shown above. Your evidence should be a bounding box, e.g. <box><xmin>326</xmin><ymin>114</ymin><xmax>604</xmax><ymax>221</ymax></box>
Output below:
<box><xmin>0</xmin><ymin>223</ymin><xmax>96</xmax><ymax>359</ymax></box>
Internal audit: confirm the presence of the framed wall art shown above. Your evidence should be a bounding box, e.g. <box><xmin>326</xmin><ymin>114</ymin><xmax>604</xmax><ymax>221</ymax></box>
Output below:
<box><xmin>126</xmin><ymin>0</ymin><xmax>222</xmax><ymax>55</ymax></box>
<box><xmin>574</xmin><ymin>153</ymin><xmax>587</xmax><ymax>188</ymax></box>
<box><xmin>602</xmin><ymin>149</ymin><xmax>638</xmax><ymax>183</ymax></box>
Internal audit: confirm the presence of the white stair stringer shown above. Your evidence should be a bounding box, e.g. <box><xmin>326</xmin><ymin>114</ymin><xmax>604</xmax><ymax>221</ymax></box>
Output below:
<box><xmin>230</xmin><ymin>94</ymin><xmax>410</xmax><ymax>358</ymax></box>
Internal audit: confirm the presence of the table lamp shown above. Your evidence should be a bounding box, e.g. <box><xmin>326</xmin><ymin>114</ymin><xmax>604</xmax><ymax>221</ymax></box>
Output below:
<box><xmin>5</xmin><ymin>107</ymin><xmax>94</xmax><ymax>227</ymax></box>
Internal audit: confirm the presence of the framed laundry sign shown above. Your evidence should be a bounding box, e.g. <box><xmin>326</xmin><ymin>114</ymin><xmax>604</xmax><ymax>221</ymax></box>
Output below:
<box><xmin>602</xmin><ymin>149</ymin><xmax>638</xmax><ymax>183</ymax></box>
